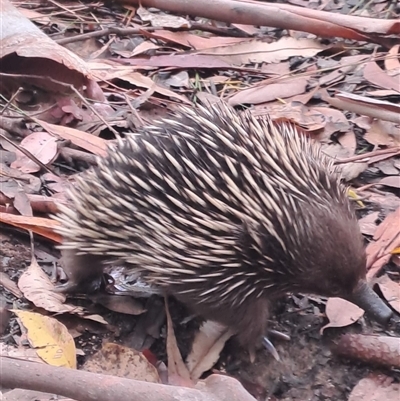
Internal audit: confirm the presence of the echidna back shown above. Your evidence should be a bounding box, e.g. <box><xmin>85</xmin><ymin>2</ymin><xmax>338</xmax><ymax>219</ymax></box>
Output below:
<box><xmin>57</xmin><ymin>104</ymin><xmax>364</xmax><ymax>311</ymax></box>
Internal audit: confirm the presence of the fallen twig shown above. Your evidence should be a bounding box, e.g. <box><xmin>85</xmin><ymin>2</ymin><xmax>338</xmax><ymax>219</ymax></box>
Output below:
<box><xmin>125</xmin><ymin>0</ymin><xmax>399</xmax><ymax>45</ymax></box>
<box><xmin>0</xmin><ymin>356</ymin><xmax>257</xmax><ymax>401</ymax></box>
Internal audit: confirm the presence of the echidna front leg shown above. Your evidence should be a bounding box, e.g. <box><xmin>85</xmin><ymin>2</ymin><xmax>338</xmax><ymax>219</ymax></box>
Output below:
<box><xmin>55</xmin><ymin>249</ymin><xmax>105</xmax><ymax>294</ymax></box>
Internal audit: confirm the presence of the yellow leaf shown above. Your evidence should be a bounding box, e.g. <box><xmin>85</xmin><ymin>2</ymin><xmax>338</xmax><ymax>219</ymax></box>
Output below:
<box><xmin>348</xmin><ymin>189</ymin><xmax>364</xmax><ymax>208</ymax></box>
<box><xmin>12</xmin><ymin>310</ymin><xmax>76</xmax><ymax>369</ymax></box>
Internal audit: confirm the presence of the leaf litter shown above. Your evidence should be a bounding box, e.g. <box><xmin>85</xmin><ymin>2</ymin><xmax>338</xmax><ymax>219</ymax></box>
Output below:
<box><xmin>0</xmin><ymin>0</ymin><xmax>399</xmax><ymax>400</ymax></box>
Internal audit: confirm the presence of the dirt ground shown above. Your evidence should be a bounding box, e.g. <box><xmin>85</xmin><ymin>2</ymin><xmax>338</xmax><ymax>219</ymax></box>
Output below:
<box><xmin>1</xmin><ymin>228</ymin><xmax>398</xmax><ymax>401</ymax></box>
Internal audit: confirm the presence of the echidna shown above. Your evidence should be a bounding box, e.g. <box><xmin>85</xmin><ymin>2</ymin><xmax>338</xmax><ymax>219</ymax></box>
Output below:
<box><xmin>54</xmin><ymin>103</ymin><xmax>392</xmax><ymax>348</ymax></box>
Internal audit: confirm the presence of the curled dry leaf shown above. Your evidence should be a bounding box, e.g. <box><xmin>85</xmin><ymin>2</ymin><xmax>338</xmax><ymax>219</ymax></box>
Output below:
<box><xmin>186</xmin><ymin>320</ymin><xmax>234</xmax><ymax>381</ymax></box>
<box><xmin>164</xmin><ymin>299</ymin><xmax>192</xmax><ymax>386</ymax></box>
<box><xmin>18</xmin><ymin>257</ymin><xmax>85</xmax><ymax>315</ymax></box>
<box><xmin>321</xmin><ymin>298</ymin><xmax>364</xmax><ymax>334</ymax></box>
<box><xmin>1</xmin><ymin>0</ymin><xmax>104</xmax><ymax>100</ymax></box>
<box><xmin>83</xmin><ymin>342</ymin><xmax>161</xmax><ymax>383</ymax></box>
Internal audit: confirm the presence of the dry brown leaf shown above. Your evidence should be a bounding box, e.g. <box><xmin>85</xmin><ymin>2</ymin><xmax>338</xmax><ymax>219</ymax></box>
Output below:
<box><xmin>83</xmin><ymin>342</ymin><xmax>161</xmax><ymax>382</ymax></box>
<box><xmin>186</xmin><ymin>320</ymin><xmax>234</xmax><ymax>381</ymax></box>
<box><xmin>253</xmin><ymin>102</ymin><xmax>326</xmax><ymax>130</ymax></box>
<box><xmin>56</xmin><ymin>314</ymin><xmax>109</xmax><ymax>339</ymax></box>
<box><xmin>358</xmin><ymin>211</ymin><xmax>379</xmax><ymax>237</ymax></box>
<box><xmin>385</xmin><ymin>44</ymin><xmax>400</xmax><ymax>72</ymax></box>
<box><xmin>378</xmin><ymin>176</ymin><xmax>400</xmax><ymax>189</ymax></box>
<box><xmin>363</xmin><ymin>62</ymin><xmax>400</xmax><ymax>92</ymax></box>
<box><xmin>18</xmin><ymin>8</ymin><xmax>52</xmax><ymax>25</ymax></box>
<box><xmin>18</xmin><ymin>257</ymin><xmax>85</xmax><ymax>315</ymax></box>
<box><xmin>338</xmin><ymin>131</ymin><xmax>357</xmax><ymax>155</ymax></box>
<box><xmin>129</xmin><ymin>41</ymin><xmax>160</xmax><ymax>57</ymax></box>
<box><xmin>1</xmin><ymin>0</ymin><xmax>104</xmax><ymax>100</ymax></box>
<box><xmin>321</xmin><ymin>298</ymin><xmax>364</xmax><ymax>333</ymax></box>
<box><xmin>12</xmin><ymin>192</ymin><xmax>32</xmax><ymax>217</ymax></box>
<box><xmin>117</xmin><ymin>72</ymin><xmax>190</xmax><ymax>104</ymax></box>
<box><xmin>0</xmin><ymin>272</ymin><xmax>23</xmax><ymax>298</ymax></box>
<box><xmin>366</xmin><ymin>89</ymin><xmax>400</xmax><ymax>97</ymax></box>
<box><xmin>3</xmin><ymin>388</ymin><xmax>75</xmax><ymax>401</ymax></box>
<box><xmin>11</xmin><ymin>132</ymin><xmax>58</xmax><ymax>174</ymax></box>
<box><xmin>228</xmin><ymin>76</ymin><xmax>308</xmax><ymax>106</ymax></box>
<box><xmin>89</xmin><ymin>294</ymin><xmax>147</xmax><ymax>316</ymax></box>
<box><xmin>0</xmin><ymin>164</ymin><xmax>41</xmax><ymax>195</ymax></box>
<box><xmin>118</xmin><ymin>53</ymin><xmax>233</xmax><ymax>70</ymax></box>
<box><xmin>312</xmin><ymin>105</ymin><xmax>351</xmax><ymax>134</ymax></box>
<box><xmin>366</xmin><ymin>207</ymin><xmax>400</xmax><ymax>278</ymax></box>
<box><xmin>42</xmin><ymin>173</ymin><xmax>70</xmax><ymax>194</ymax></box>
<box><xmin>0</xmin><ymin>212</ymin><xmax>62</xmax><ymax>243</ymax></box>
<box><xmin>376</xmin><ymin>275</ymin><xmax>400</xmax><ymax>314</ymax></box>
<box><xmin>85</xmin><ymin>61</ymin><xmax>191</xmax><ymax>104</ymax></box>
<box><xmin>330</xmin><ymin>92</ymin><xmax>400</xmax><ymax>125</ymax></box>
<box><xmin>360</xmin><ymin>190</ymin><xmax>400</xmax><ymax>214</ymax></box>
<box><xmin>349</xmin><ymin>374</ymin><xmax>400</xmax><ymax>401</ymax></box>
<box><xmin>32</xmin><ymin>118</ymin><xmax>108</xmax><ymax>157</ymax></box>
<box><xmin>0</xmin><ymin>342</ymin><xmax>43</xmax><ymax>364</ymax></box>
<box><xmin>375</xmin><ymin>159</ymin><xmax>400</xmax><ymax>176</ymax></box>
<box><xmin>200</xmin><ymin>37</ymin><xmax>328</xmax><ymax>66</ymax></box>
<box><xmin>145</xmin><ymin>30</ymin><xmax>249</xmax><ymax>50</ymax></box>
<box><xmin>365</xmin><ymin>120</ymin><xmax>400</xmax><ymax>147</ymax></box>
<box><xmin>137</xmin><ymin>6</ymin><xmax>190</xmax><ymax>29</ymax></box>
<box><xmin>165</xmin><ymin>298</ymin><xmax>192</xmax><ymax>386</ymax></box>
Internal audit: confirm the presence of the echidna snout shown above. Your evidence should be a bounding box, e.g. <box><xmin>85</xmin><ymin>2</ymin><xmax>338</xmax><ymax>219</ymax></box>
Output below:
<box><xmin>54</xmin><ymin>103</ymin><xmax>393</xmax><ymax>346</ymax></box>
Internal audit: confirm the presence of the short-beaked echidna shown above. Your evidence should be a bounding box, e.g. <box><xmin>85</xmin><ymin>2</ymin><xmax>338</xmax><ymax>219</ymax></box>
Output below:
<box><xmin>54</xmin><ymin>103</ymin><xmax>392</xmax><ymax>347</ymax></box>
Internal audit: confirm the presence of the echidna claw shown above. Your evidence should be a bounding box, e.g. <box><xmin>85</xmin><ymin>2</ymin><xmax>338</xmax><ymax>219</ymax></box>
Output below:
<box><xmin>262</xmin><ymin>336</ymin><xmax>280</xmax><ymax>361</ymax></box>
<box><xmin>268</xmin><ymin>329</ymin><xmax>291</xmax><ymax>342</ymax></box>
